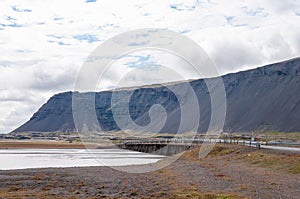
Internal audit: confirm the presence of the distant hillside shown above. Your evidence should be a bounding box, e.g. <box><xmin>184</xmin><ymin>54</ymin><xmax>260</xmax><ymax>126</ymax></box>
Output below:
<box><xmin>13</xmin><ymin>58</ymin><xmax>300</xmax><ymax>133</ymax></box>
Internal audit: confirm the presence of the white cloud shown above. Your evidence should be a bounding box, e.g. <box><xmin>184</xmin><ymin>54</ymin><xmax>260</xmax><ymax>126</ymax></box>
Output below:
<box><xmin>0</xmin><ymin>0</ymin><xmax>299</xmax><ymax>132</ymax></box>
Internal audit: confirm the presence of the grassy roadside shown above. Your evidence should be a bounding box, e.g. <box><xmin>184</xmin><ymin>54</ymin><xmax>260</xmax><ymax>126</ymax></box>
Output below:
<box><xmin>183</xmin><ymin>144</ymin><xmax>300</xmax><ymax>175</ymax></box>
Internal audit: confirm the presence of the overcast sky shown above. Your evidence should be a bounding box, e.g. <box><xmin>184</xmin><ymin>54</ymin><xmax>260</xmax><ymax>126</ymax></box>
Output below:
<box><xmin>0</xmin><ymin>0</ymin><xmax>300</xmax><ymax>133</ymax></box>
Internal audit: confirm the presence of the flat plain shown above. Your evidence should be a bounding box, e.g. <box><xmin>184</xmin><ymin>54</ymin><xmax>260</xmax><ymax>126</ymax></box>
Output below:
<box><xmin>0</xmin><ymin>144</ymin><xmax>299</xmax><ymax>199</ymax></box>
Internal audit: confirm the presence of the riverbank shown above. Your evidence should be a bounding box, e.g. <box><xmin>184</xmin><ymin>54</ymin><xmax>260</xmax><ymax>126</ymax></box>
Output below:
<box><xmin>0</xmin><ymin>140</ymin><xmax>99</xmax><ymax>149</ymax></box>
<box><xmin>0</xmin><ymin>144</ymin><xmax>299</xmax><ymax>198</ymax></box>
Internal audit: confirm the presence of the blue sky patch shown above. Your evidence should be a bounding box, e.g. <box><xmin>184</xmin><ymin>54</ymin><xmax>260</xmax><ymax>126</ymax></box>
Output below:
<box><xmin>86</xmin><ymin>0</ymin><xmax>97</xmax><ymax>3</ymax></box>
<box><xmin>73</xmin><ymin>34</ymin><xmax>100</xmax><ymax>43</ymax></box>
<box><xmin>36</xmin><ymin>22</ymin><xmax>46</xmax><ymax>25</ymax></box>
<box><xmin>11</xmin><ymin>6</ymin><xmax>32</xmax><ymax>12</ymax></box>
<box><xmin>128</xmin><ymin>41</ymin><xmax>149</xmax><ymax>46</ymax></box>
<box><xmin>180</xmin><ymin>29</ymin><xmax>191</xmax><ymax>34</ymax></box>
<box><xmin>124</xmin><ymin>55</ymin><xmax>160</xmax><ymax>69</ymax></box>
<box><xmin>47</xmin><ymin>34</ymin><xmax>64</xmax><ymax>39</ymax></box>
<box><xmin>170</xmin><ymin>5</ymin><xmax>178</xmax><ymax>10</ymax></box>
<box><xmin>225</xmin><ymin>16</ymin><xmax>234</xmax><ymax>24</ymax></box>
<box><xmin>225</xmin><ymin>16</ymin><xmax>248</xmax><ymax>27</ymax></box>
<box><xmin>242</xmin><ymin>6</ymin><xmax>265</xmax><ymax>17</ymax></box>
<box><xmin>48</xmin><ymin>40</ymin><xmax>70</xmax><ymax>46</ymax></box>
<box><xmin>53</xmin><ymin>17</ymin><xmax>64</xmax><ymax>21</ymax></box>
<box><xmin>0</xmin><ymin>23</ymin><xmax>22</xmax><ymax>28</ymax></box>
<box><xmin>135</xmin><ymin>33</ymin><xmax>149</xmax><ymax>38</ymax></box>
<box><xmin>98</xmin><ymin>23</ymin><xmax>116</xmax><ymax>30</ymax></box>
<box><xmin>170</xmin><ymin>4</ymin><xmax>196</xmax><ymax>11</ymax></box>
<box><xmin>5</xmin><ymin>16</ymin><xmax>16</xmax><ymax>21</ymax></box>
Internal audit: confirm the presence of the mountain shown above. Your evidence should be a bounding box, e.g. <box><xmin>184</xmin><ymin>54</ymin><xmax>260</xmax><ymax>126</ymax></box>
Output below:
<box><xmin>13</xmin><ymin>58</ymin><xmax>300</xmax><ymax>133</ymax></box>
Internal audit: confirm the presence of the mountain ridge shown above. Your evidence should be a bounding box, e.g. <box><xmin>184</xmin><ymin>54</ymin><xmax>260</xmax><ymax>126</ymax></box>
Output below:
<box><xmin>13</xmin><ymin>57</ymin><xmax>300</xmax><ymax>133</ymax></box>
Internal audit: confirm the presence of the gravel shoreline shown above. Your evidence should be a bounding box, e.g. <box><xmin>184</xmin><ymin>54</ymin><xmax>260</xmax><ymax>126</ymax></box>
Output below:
<box><xmin>0</xmin><ymin>144</ymin><xmax>299</xmax><ymax>199</ymax></box>
<box><xmin>0</xmin><ymin>141</ymin><xmax>99</xmax><ymax>149</ymax></box>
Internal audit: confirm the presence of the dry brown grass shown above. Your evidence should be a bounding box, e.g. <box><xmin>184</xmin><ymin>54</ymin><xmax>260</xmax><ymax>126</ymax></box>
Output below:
<box><xmin>182</xmin><ymin>144</ymin><xmax>300</xmax><ymax>175</ymax></box>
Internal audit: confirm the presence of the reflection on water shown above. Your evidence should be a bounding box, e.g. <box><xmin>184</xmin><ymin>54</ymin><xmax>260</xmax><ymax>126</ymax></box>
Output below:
<box><xmin>0</xmin><ymin>149</ymin><xmax>163</xmax><ymax>170</ymax></box>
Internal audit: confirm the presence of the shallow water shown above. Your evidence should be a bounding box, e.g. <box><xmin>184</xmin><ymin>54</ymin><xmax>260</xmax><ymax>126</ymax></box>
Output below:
<box><xmin>0</xmin><ymin>148</ymin><xmax>163</xmax><ymax>170</ymax></box>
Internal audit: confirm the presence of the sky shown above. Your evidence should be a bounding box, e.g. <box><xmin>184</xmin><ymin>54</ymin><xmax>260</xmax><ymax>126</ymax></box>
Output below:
<box><xmin>0</xmin><ymin>0</ymin><xmax>300</xmax><ymax>133</ymax></box>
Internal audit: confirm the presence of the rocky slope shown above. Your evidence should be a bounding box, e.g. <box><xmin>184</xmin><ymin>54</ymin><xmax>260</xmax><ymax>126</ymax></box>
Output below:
<box><xmin>13</xmin><ymin>58</ymin><xmax>300</xmax><ymax>133</ymax></box>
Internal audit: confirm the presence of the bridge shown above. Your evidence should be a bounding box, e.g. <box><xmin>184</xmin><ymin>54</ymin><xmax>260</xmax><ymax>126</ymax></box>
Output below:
<box><xmin>117</xmin><ymin>141</ymin><xmax>201</xmax><ymax>156</ymax></box>
<box><xmin>116</xmin><ymin>136</ymin><xmax>300</xmax><ymax>155</ymax></box>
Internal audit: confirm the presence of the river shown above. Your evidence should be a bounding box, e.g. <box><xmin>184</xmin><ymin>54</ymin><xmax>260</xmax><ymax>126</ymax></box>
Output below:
<box><xmin>0</xmin><ymin>148</ymin><xmax>164</xmax><ymax>170</ymax></box>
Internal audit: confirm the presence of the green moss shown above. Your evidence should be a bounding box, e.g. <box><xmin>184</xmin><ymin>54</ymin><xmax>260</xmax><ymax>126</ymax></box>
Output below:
<box><xmin>289</xmin><ymin>165</ymin><xmax>300</xmax><ymax>174</ymax></box>
<box><xmin>216</xmin><ymin>195</ymin><xmax>237</xmax><ymax>199</ymax></box>
<box><xmin>173</xmin><ymin>191</ymin><xmax>239</xmax><ymax>199</ymax></box>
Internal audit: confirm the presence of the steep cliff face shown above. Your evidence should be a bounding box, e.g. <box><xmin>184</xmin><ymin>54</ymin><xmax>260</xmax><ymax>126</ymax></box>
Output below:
<box><xmin>13</xmin><ymin>58</ymin><xmax>300</xmax><ymax>133</ymax></box>
<box><xmin>221</xmin><ymin>58</ymin><xmax>300</xmax><ymax>132</ymax></box>
<box><xmin>14</xmin><ymin>92</ymin><xmax>75</xmax><ymax>132</ymax></box>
